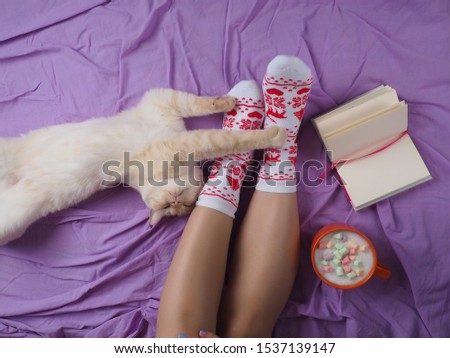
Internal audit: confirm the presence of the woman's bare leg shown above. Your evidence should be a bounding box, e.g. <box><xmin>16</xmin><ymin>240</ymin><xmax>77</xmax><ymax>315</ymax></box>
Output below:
<box><xmin>156</xmin><ymin>206</ymin><xmax>233</xmax><ymax>337</ymax></box>
<box><xmin>218</xmin><ymin>191</ymin><xmax>300</xmax><ymax>337</ymax></box>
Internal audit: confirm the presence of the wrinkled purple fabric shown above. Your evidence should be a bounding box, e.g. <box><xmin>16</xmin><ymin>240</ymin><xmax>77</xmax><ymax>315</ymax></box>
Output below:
<box><xmin>0</xmin><ymin>0</ymin><xmax>449</xmax><ymax>337</ymax></box>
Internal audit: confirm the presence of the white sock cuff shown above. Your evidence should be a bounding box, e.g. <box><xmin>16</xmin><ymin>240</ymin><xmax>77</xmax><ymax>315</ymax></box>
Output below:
<box><xmin>196</xmin><ymin>194</ymin><xmax>237</xmax><ymax>218</ymax></box>
<box><xmin>255</xmin><ymin>178</ymin><xmax>298</xmax><ymax>193</ymax></box>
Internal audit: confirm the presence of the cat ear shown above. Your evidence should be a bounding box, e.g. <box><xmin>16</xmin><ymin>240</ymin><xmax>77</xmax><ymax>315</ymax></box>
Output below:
<box><xmin>149</xmin><ymin>209</ymin><xmax>165</xmax><ymax>226</ymax></box>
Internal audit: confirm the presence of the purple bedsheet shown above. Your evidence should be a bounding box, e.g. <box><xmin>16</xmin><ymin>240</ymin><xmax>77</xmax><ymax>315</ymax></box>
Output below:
<box><xmin>1</xmin><ymin>0</ymin><xmax>449</xmax><ymax>338</ymax></box>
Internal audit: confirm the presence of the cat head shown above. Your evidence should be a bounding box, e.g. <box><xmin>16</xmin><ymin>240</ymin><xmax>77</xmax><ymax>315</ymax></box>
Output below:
<box><xmin>144</xmin><ymin>166</ymin><xmax>204</xmax><ymax>225</ymax></box>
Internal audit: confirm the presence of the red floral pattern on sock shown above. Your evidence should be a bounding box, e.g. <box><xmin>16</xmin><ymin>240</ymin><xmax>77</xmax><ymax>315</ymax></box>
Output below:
<box><xmin>259</xmin><ymin>75</ymin><xmax>312</xmax><ymax>182</ymax></box>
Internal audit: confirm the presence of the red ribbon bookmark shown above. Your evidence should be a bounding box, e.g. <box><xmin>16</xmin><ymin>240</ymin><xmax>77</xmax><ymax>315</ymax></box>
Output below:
<box><xmin>319</xmin><ymin>130</ymin><xmax>409</xmax><ymax>181</ymax></box>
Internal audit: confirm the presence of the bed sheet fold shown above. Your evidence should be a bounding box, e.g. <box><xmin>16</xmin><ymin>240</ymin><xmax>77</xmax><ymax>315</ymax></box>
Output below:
<box><xmin>0</xmin><ymin>0</ymin><xmax>109</xmax><ymax>42</ymax></box>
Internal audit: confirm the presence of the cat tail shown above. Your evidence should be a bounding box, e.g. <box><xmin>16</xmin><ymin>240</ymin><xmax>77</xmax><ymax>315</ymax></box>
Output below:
<box><xmin>165</xmin><ymin>126</ymin><xmax>287</xmax><ymax>162</ymax></box>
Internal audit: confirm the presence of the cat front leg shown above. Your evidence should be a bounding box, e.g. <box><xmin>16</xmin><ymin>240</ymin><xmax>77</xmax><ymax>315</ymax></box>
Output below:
<box><xmin>169</xmin><ymin>90</ymin><xmax>236</xmax><ymax>118</ymax></box>
<box><xmin>196</xmin><ymin>95</ymin><xmax>237</xmax><ymax>117</ymax></box>
<box><xmin>163</xmin><ymin>126</ymin><xmax>287</xmax><ymax>162</ymax></box>
<box><xmin>139</xmin><ymin>89</ymin><xmax>235</xmax><ymax>118</ymax></box>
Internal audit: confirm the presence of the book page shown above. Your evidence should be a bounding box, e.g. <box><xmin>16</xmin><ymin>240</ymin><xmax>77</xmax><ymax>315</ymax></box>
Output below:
<box><xmin>314</xmin><ymin>85</ymin><xmax>387</xmax><ymax>125</ymax></box>
<box><xmin>324</xmin><ymin>102</ymin><xmax>408</xmax><ymax>162</ymax></box>
<box><xmin>337</xmin><ymin>134</ymin><xmax>432</xmax><ymax>210</ymax></box>
<box><xmin>314</xmin><ymin>85</ymin><xmax>398</xmax><ymax>136</ymax></box>
<box><xmin>325</xmin><ymin>101</ymin><xmax>406</xmax><ymax>138</ymax></box>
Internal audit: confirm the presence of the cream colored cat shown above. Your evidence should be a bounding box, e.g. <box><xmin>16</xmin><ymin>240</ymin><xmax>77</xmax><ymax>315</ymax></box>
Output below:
<box><xmin>0</xmin><ymin>88</ymin><xmax>285</xmax><ymax>245</ymax></box>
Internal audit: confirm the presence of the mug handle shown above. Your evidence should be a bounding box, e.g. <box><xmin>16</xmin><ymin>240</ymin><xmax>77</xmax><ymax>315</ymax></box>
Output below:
<box><xmin>374</xmin><ymin>263</ymin><xmax>391</xmax><ymax>279</ymax></box>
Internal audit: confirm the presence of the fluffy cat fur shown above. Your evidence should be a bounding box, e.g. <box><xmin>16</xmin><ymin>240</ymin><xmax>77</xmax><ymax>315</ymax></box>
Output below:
<box><xmin>0</xmin><ymin>89</ymin><xmax>286</xmax><ymax>245</ymax></box>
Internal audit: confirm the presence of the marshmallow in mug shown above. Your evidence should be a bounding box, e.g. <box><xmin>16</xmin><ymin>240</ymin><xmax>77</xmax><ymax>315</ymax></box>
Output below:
<box><xmin>314</xmin><ymin>230</ymin><xmax>374</xmax><ymax>287</ymax></box>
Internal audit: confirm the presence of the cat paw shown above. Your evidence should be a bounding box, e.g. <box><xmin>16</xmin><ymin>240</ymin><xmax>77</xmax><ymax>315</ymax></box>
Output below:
<box><xmin>265</xmin><ymin>126</ymin><xmax>287</xmax><ymax>148</ymax></box>
<box><xmin>212</xmin><ymin>96</ymin><xmax>236</xmax><ymax>113</ymax></box>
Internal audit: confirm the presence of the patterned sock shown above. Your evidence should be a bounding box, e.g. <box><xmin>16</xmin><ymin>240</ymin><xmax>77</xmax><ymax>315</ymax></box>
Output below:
<box><xmin>256</xmin><ymin>55</ymin><xmax>312</xmax><ymax>193</ymax></box>
<box><xmin>196</xmin><ymin>80</ymin><xmax>265</xmax><ymax>217</ymax></box>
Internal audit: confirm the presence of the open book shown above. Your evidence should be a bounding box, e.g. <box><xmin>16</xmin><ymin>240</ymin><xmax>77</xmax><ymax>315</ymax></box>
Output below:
<box><xmin>313</xmin><ymin>85</ymin><xmax>432</xmax><ymax>210</ymax></box>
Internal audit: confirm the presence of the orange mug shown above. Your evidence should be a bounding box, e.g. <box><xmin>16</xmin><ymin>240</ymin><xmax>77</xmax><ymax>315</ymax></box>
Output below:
<box><xmin>311</xmin><ymin>223</ymin><xmax>391</xmax><ymax>289</ymax></box>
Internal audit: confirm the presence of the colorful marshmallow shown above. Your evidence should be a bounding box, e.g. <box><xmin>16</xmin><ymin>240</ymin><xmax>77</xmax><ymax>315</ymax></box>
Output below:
<box><xmin>343</xmin><ymin>265</ymin><xmax>352</xmax><ymax>273</ymax></box>
<box><xmin>359</xmin><ymin>244</ymin><xmax>369</xmax><ymax>252</ymax></box>
<box><xmin>341</xmin><ymin>256</ymin><xmax>351</xmax><ymax>265</ymax></box>
<box><xmin>346</xmin><ymin>272</ymin><xmax>357</xmax><ymax>279</ymax></box>
<box><xmin>332</xmin><ymin>258</ymin><xmax>342</xmax><ymax>267</ymax></box>
<box><xmin>333</xmin><ymin>232</ymin><xmax>343</xmax><ymax>240</ymax></box>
